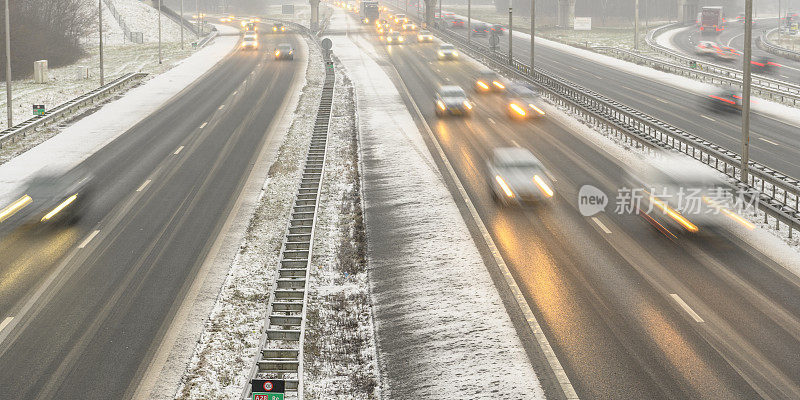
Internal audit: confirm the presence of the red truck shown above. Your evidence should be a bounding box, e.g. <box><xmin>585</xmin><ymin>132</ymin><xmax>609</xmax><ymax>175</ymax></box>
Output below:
<box><xmin>700</xmin><ymin>6</ymin><xmax>724</xmax><ymax>35</ymax></box>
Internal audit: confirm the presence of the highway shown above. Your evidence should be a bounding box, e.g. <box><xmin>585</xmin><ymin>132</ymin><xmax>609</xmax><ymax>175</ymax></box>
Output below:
<box><xmin>0</xmin><ymin>29</ymin><xmax>304</xmax><ymax>398</ymax></box>
<box><xmin>415</xmin><ymin>12</ymin><xmax>800</xmax><ymax>184</ymax></box>
<box><xmin>670</xmin><ymin>18</ymin><xmax>800</xmax><ymax>83</ymax></box>
<box><xmin>342</xmin><ymin>9</ymin><xmax>800</xmax><ymax>399</ymax></box>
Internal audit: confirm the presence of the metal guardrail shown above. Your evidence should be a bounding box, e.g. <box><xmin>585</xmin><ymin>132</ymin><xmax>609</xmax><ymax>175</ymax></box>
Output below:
<box><xmin>0</xmin><ymin>72</ymin><xmax>148</xmax><ymax>148</ymax></box>
<box><xmin>758</xmin><ymin>27</ymin><xmax>800</xmax><ymax>62</ymax></box>
<box><xmin>644</xmin><ymin>23</ymin><xmax>800</xmax><ymax>101</ymax></box>
<box><xmin>242</xmin><ymin>29</ymin><xmax>334</xmax><ymax>400</ymax></box>
<box><xmin>196</xmin><ymin>30</ymin><xmax>218</xmax><ymax>48</ymax></box>
<box><xmin>102</xmin><ymin>0</ymin><xmax>133</xmax><ymax>42</ymax></box>
<box><xmin>430</xmin><ymin>25</ymin><xmax>800</xmax><ymax>237</ymax></box>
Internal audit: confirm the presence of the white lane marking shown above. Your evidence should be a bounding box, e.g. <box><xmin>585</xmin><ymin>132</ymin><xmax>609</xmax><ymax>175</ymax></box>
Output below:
<box><xmin>78</xmin><ymin>230</ymin><xmax>100</xmax><ymax>249</ymax></box>
<box><xmin>726</xmin><ymin>33</ymin><xmax>743</xmax><ymax>47</ymax></box>
<box><xmin>670</xmin><ymin>293</ymin><xmax>705</xmax><ymax>323</ymax></box>
<box><xmin>488</xmin><ymin>117</ymin><xmax>496</xmax><ymax>124</ymax></box>
<box><xmin>701</xmin><ymin>115</ymin><xmax>716</xmax><ymax>122</ymax></box>
<box><xmin>199</xmin><ymin>122</ymin><xmax>208</xmax><ymax>129</ymax></box>
<box><xmin>759</xmin><ymin>137</ymin><xmax>779</xmax><ymax>146</ymax></box>
<box><xmin>0</xmin><ymin>317</ymin><xmax>12</xmax><ymax>332</ymax></box>
<box><xmin>137</xmin><ymin>179</ymin><xmax>152</xmax><ymax>192</ymax></box>
<box><xmin>218</xmin><ymin>104</ymin><xmax>225</xmax><ymax>110</ymax></box>
<box><xmin>656</xmin><ymin>98</ymin><xmax>669</xmax><ymax>104</ymax></box>
<box><xmin>511</xmin><ymin>139</ymin><xmax>520</xmax><ymax>147</ymax></box>
<box><xmin>591</xmin><ymin>217</ymin><xmax>612</xmax><ymax>234</ymax></box>
<box><xmin>174</xmin><ymin>146</ymin><xmax>184</xmax><ymax>155</ymax></box>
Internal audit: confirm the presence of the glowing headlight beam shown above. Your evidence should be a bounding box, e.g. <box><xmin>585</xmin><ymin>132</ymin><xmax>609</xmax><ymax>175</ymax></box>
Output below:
<box><xmin>492</xmin><ymin>81</ymin><xmax>505</xmax><ymax>89</ymax></box>
<box><xmin>651</xmin><ymin>196</ymin><xmax>698</xmax><ymax>232</ymax></box>
<box><xmin>533</xmin><ymin>175</ymin><xmax>554</xmax><ymax>197</ymax></box>
<box><xmin>0</xmin><ymin>195</ymin><xmax>32</xmax><ymax>223</ymax></box>
<box><xmin>41</xmin><ymin>194</ymin><xmax>77</xmax><ymax>222</ymax></box>
<box><xmin>495</xmin><ymin>176</ymin><xmax>514</xmax><ymax>198</ymax></box>
<box><xmin>702</xmin><ymin>196</ymin><xmax>755</xmax><ymax>230</ymax></box>
<box><xmin>463</xmin><ymin>100</ymin><xmax>472</xmax><ymax>110</ymax></box>
<box><xmin>509</xmin><ymin>103</ymin><xmax>526</xmax><ymax>116</ymax></box>
<box><xmin>529</xmin><ymin>104</ymin><xmax>546</xmax><ymax>115</ymax></box>
<box><xmin>437</xmin><ymin>100</ymin><xmax>446</xmax><ymax>110</ymax></box>
<box><xmin>476</xmin><ymin>81</ymin><xmax>489</xmax><ymax>90</ymax></box>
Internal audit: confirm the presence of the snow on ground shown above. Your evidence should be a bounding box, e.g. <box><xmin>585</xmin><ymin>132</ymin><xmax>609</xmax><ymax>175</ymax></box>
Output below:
<box><xmin>302</xmin><ymin>56</ymin><xmax>379</xmax><ymax>400</ymax></box>
<box><xmin>175</xmin><ymin>36</ymin><xmax>321</xmax><ymax>400</ymax></box>
<box><xmin>0</xmin><ymin>28</ymin><xmax>237</xmax><ymax>206</ymax></box>
<box><xmin>326</xmin><ymin>9</ymin><xmax>545</xmax><ymax>399</ymax></box>
<box><xmin>656</xmin><ymin>24</ymin><xmax>691</xmax><ymax>52</ymax></box>
<box><xmin>108</xmin><ymin>0</ymin><xmax>186</xmax><ymax>43</ymax></box>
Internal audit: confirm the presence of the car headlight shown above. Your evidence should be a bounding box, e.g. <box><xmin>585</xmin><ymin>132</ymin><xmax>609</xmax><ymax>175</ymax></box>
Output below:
<box><xmin>365</xmin><ymin>18</ymin><xmax>369</xmax><ymax>23</ymax></box>
<box><xmin>437</xmin><ymin>100</ymin><xmax>446</xmax><ymax>110</ymax></box>
<box><xmin>495</xmin><ymin>176</ymin><xmax>514</xmax><ymax>198</ymax></box>
<box><xmin>398</xmin><ymin>37</ymin><xmax>404</xmax><ymax>42</ymax></box>
<box><xmin>387</xmin><ymin>37</ymin><xmax>392</xmax><ymax>42</ymax></box>
<box><xmin>452</xmin><ymin>51</ymin><xmax>459</xmax><ymax>57</ymax></box>
<box><xmin>492</xmin><ymin>81</ymin><xmax>505</xmax><ymax>89</ymax></box>
<box><xmin>533</xmin><ymin>175</ymin><xmax>554</xmax><ymax>197</ymax></box>
<box><xmin>273</xmin><ymin>27</ymin><xmax>277</xmax><ymax>31</ymax></box>
<box><xmin>438</xmin><ymin>51</ymin><xmax>445</xmax><ymax>56</ymax></box>
<box><xmin>529</xmin><ymin>104</ymin><xmax>545</xmax><ymax>115</ymax></box>
<box><xmin>510</xmin><ymin>103</ymin><xmax>526</xmax><ymax>116</ymax></box>
<box><xmin>476</xmin><ymin>81</ymin><xmax>489</xmax><ymax>90</ymax></box>
<box><xmin>275</xmin><ymin>50</ymin><xmax>280</xmax><ymax>56</ymax></box>
<box><xmin>463</xmin><ymin>100</ymin><xmax>472</xmax><ymax>110</ymax></box>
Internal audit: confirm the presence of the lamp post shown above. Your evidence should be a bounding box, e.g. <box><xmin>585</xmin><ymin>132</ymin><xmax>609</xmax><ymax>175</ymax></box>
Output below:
<box><xmin>4</xmin><ymin>0</ymin><xmax>11</xmax><ymax>128</ymax></box>
<box><xmin>99</xmin><ymin>0</ymin><xmax>104</xmax><ymax>86</ymax></box>
<box><xmin>467</xmin><ymin>0</ymin><xmax>471</xmax><ymax>43</ymax></box>
<box><xmin>508</xmin><ymin>7</ymin><xmax>513</xmax><ymax>65</ymax></box>
<box><xmin>634</xmin><ymin>0</ymin><xmax>639</xmax><ymax>50</ymax></box>
<box><xmin>741</xmin><ymin>0</ymin><xmax>753</xmax><ymax>184</ymax></box>
<box><xmin>180</xmin><ymin>0</ymin><xmax>184</xmax><ymax>49</ymax></box>
<box><xmin>530</xmin><ymin>0</ymin><xmax>535</xmax><ymax>71</ymax></box>
<box><xmin>158</xmin><ymin>0</ymin><xmax>162</xmax><ymax>64</ymax></box>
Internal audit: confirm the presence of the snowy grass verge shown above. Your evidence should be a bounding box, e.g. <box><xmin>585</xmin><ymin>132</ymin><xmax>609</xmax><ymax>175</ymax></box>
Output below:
<box><xmin>173</xmin><ymin>35</ymin><xmax>324</xmax><ymax>400</ymax></box>
<box><xmin>302</xmin><ymin>61</ymin><xmax>379</xmax><ymax>400</ymax></box>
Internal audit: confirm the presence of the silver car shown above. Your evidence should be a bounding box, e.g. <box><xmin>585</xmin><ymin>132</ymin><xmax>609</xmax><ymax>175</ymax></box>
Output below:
<box><xmin>487</xmin><ymin>147</ymin><xmax>554</xmax><ymax>206</ymax></box>
<box><xmin>437</xmin><ymin>43</ymin><xmax>458</xmax><ymax>60</ymax></box>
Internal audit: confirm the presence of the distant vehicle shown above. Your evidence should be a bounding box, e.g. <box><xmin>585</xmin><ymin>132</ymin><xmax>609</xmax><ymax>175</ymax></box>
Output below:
<box><xmin>360</xmin><ymin>1</ymin><xmax>379</xmax><ymax>24</ymax></box>
<box><xmin>491</xmin><ymin>24</ymin><xmax>505</xmax><ymax>35</ymax></box>
<box><xmin>474</xmin><ymin>69</ymin><xmax>505</xmax><ymax>93</ymax></box>
<box><xmin>244</xmin><ymin>21</ymin><xmax>258</xmax><ymax>32</ymax></box>
<box><xmin>736</xmin><ymin>13</ymin><xmax>745</xmax><ymax>23</ymax></box>
<box><xmin>700</xmin><ymin>6</ymin><xmax>724</xmax><ymax>35</ymax></box>
<box><xmin>272</xmin><ymin>23</ymin><xmax>286</xmax><ymax>33</ymax></box>
<box><xmin>437</xmin><ymin>43</ymin><xmax>458</xmax><ymax>60</ymax></box>
<box><xmin>504</xmin><ymin>84</ymin><xmax>546</xmax><ymax>119</ymax></box>
<box><xmin>385</xmin><ymin>30</ymin><xmax>405</xmax><ymax>44</ymax></box>
<box><xmin>249</xmin><ymin>16</ymin><xmax>261</xmax><ymax>23</ymax></box>
<box><xmin>486</xmin><ymin>147</ymin><xmax>554</xmax><ymax>206</ymax></box>
<box><xmin>274</xmin><ymin>43</ymin><xmax>294</xmax><ymax>60</ymax></box>
<box><xmin>705</xmin><ymin>89</ymin><xmax>743</xmax><ymax>113</ymax></box>
<box><xmin>637</xmin><ymin>153</ymin><xmax>734</xmax><ymax>235</ymax></box>
<box><xmin>402</xmin><ymin>22</ymin><xmax>418</xmax><ymax>31</ymax></box>
<box><xmin>241</xmin><ymin>35</ymin><xmax>258</xmax><ymax>50</ymax></box>
<box><xmin>695</xmin><ymin>41</ymin><xmax>737</xmax><ymax>61</ymax></box>
<box><xmin>435</xmin><ymin>85</ymin><xmax>472</xmax><ymax>117</ymax></box>
<box><xmin>751</xmin><ymin>55</ymin><xmax>778</xmax><ymax>74</ymax></box>
<box><xmin>220</xmin><ymin>16</ymin><xmax>233</xmax><ymax>23</ymax></box>
<box><xmin>0</xmin><ymin>168</ymin><xmax>95</xmax><ymax>230</ymax></box>
<box><xmin>451</xmin><ymin>18</ymin><xmax>465</xmax><ymax>28</ymax></box>
<box><xmin>376</xmin><ymin>19</ymin><xmax>391</xmax><ymax>34</ymax></box>
<box><xmin>417</xmin><ymin>30</ymin><xmax>434</xmax><ymax>42</ymax></box>
<box><xmin>394</xmin><ymin>13</ymin><xmax>408</xmax><ymax>25</ymax></box>
<box><xmin>471</xmin><ymin>23</ymin><xmax>489</xmax><ymax>36</ymax></box>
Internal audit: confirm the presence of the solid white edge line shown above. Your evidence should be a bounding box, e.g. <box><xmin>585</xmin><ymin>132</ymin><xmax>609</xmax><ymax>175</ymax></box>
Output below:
<box><xmin>0</xmin><ymin>317</ymin><xmax>12</xmax><ymax>333</ymax></box>
<box><xmin>759</xmin><ymin>137</ymin><xmax>779</xmax><ymax>146</ymax></box>
<box><xmin>591</xmin><ymin>217</ymin><xmax>612</xmax><ymax>234</ymax></box>
<box><xmin>136</xmin><ymin>179</ymin><xmax>152</xmax><ymax>192</ymax></box>
<box><xmin>670</xmin><ymin>293</ymin><xmax>705</xmax><ymax>323</ymax></box>
<box><xmin>701</xmin><ymin>115</ymin><xmax>716</xmax><ymax>122</ymax></box>
<box><xmin>199</xmin><ymin>122</ymin><xmax>208</xmax><ymax>129</ymax></box>
<box><xmin>393</xmin><ymin>63</ymin><xmax>580</xmax><ymax>399</ymax></box>
<box><xmin>174</xmin><ymin>146</ymin><xmax>184</xmax><ymax>155</ymax></box>
<box><xmin>78</xmin><ymin>230</ymin><xmax>101</xmax><ymax>249</ymax></box>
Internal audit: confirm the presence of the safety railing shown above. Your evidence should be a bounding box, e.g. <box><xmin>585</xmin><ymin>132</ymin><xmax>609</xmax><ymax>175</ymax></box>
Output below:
<box><xmin>0</xmin><ymin>72</ymin><xmax>148</xmax><ymax>148</ymax></box>
<box><xmin>758</xmin><ymin>27</ymin><xmax>800</xmax><ymax>62</ymax></box>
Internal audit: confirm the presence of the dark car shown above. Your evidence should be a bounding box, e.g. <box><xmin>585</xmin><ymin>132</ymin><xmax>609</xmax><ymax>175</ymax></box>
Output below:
<box><xmin>751</xmin><ymin>56</ymin><xmax>778</xmax><ymax>75</ymax></box>
<box><xmin>274</xmin><ymin>43</ymin><xmax>294</xmax><ymax>60</ymax></box>
<box><xmin>435</xmin><ymin>85</ymin><xmax>473</xmax><ymax>117</ymax></box>
<box><xmin>451</xmin><ymin>18</ymin><xmax>465</xmax><ymax>28</ymax></box>
<box><xmin>474</xmin><ymin>69</ymin><xmax>505</xmax><ymax>93</ymax></box>
<box><xmin>471</xmin><ymin>24</ymin><xmax>489</xmax><ymax>36</ymax></box>
<box><xmin>0</xmin><ymin>168</ymin><xmax>95</xmax><ymax>232</ymax></box>
<box><xmin>705</xmin><ymin>89</ymin><xmax>743</xmax><ymax>113</ymax></box>
<box><xmin>504</xmin><ymin>83</ymin><xmax>546</xmax><ymax>119</ymax></box>
<box><xmin>272</xmin><ymin>22</ymin><xmax>286</xmax><ymax>33</ymax></box>
<box><xmin>487</xmin><ymin>147</ymin><xmax>554</xmax><ymax>206</ymax></box>
<box><xmin>491</xmin><ymin>24</ymin><xmax>505</xmax><ymax>35</ymax></box>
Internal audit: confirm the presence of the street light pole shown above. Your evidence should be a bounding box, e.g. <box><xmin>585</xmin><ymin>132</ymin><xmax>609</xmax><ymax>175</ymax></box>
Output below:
<box><xmin>530</xmin><ymin>0</ymin><xmax>535</xmax><ymax>70</ymax></box>
<box><xmin>742</xmin><ymin>0</ymin><xmax>753</xmax><ymax>184</ymax></box>
<box><xmin>467</xmin><ymin>0</ymin><xmax>470</xmax><ymax>43</ymax></box>
<box><xmin>634</xmin><ymin>0</ymin><xmax>639</xmax><ymax>50</ymax></box>
<box><xmin>508</xmin><ymin>7</ymin><xmax>513</xmax><ymax>65</ymax></box>
<box><xmin>196</xmin><ymin>0</ymin><xmax>200</xmax><ymax>38</ymax></box>
<box><xmin>99</xmin><ymin>0</ymin><xmax>104</xmax><ymax>86</ymax></box>
<box><xmin>180</xmin><ymin>0</ymin><xmax>184</xmax><ymax>49</ymax></box>
<box><xmin>158</xmin><ymin>0</ymin><xmax>162</xmax><ymax>64</ymax></box>
<box><xmin>4</xmin><ymin>0</ymin><xmax>11</xmax><ymax>128</ymax></box>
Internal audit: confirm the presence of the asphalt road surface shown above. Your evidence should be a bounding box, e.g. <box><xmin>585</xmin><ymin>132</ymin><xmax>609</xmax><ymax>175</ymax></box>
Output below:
<box><xmin>0</xmin><ymin>29</ymin><xmax>303</xmax><ymax>399</ymax></box>
<box><xmin>349</xmin><ymin>9</ymin><xmax>800</xmax><ymax>400</ymax></box>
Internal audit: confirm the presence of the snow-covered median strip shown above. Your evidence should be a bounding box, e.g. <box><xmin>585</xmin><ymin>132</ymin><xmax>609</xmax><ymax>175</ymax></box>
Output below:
<box><xmin>327</xmin><ymin>10</ymin><xmax>545</xmax><ymax>399</ymax></box>
<box><xmin>0</xmin><ymin>26</ymin><xmax>237</xmax><ymax>206</ymax></box>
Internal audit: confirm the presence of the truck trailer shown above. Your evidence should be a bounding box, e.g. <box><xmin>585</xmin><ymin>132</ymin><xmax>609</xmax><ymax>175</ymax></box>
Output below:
<box><xmin>360</xmin><ymin>1</ymin><xmax>380</xmax><ymax>24</ymax></box>
<box><xmin>700</xmin><ymin>6</ymin><xmax>724</xmax><ymax>35</ymax></box>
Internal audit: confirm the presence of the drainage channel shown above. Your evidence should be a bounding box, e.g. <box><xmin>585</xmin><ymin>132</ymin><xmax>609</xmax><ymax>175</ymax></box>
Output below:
<box><xmin>243</xmin><ymin>47</ymin><xmax>335</xmax><ymax>400</ymax></box>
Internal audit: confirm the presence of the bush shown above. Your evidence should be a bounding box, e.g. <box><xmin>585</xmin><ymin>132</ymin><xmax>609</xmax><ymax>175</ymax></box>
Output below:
<box><xmin>0</xmin><ymin>0</ymin><xmax>96</xmax><ymax>79</ymax></box>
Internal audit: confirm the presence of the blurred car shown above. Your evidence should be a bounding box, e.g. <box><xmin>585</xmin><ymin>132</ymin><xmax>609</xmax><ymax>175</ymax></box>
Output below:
<box><xmin>695</xmin><ymin>41</ymin><xmax>738</xmax><ymax>61</ymax></box>
<box><xmin>437</xmin><ymin>43</ymin><xmax>458</xmax><ymax>60</ymax></box>
<box><xmin>0</xmin><ymin>168</ymin><xmax>95</xmax><ymax>230</ymax></box>
<box><xmin>705</xmin><ymin>89</ymin><xmax>743</xmax><ymax>113</ymax></box>
<box><xmin>417</xmin><ymin>30</ymin><xmax>434</xmax><ymax>42</ymax></box>
<box><xmin>474</xmin><ymin>69</ymin><xmax>505</xmax><ymax>93</ymax></box>
<box><xmin>385</xmin><ymin>30</ymin><xmax>405</xmax><ymax>44</ymax></box>
<box><xmin>504</xmin><ymin>84</ymin><xmax>546</xmax><ymax>119</ymax></box>
<box><xmin>486</xmin><ymin>147</ymin><xmax>554</xmax><ymax>206</ymax></box>
<box><xmin>220</xmin><ymin>16</ymin><xmax>233</xmax><ymax>23</ymax></box>
<box><xmin>636</xmin><ymin>153</ymin><xmax>743</xmax><ymax>235</ymax></box>
<box><xmin>451</xmin><ymin>18</ymin><xmax>465</xmax><ymax>28</ymax></box>
<box><xmin>250</xmin><ymin>16</ymin><xmax>261</xmax><ymax>23</ymax></box>
<box><xmin>471</xmin><ymin>23</ymin><xmax>489</xmax><ymax>36</ymax></box>
<box><xmin>394</xmin><ymin>14</ymin><xmax>408</xmax><ymax>24</ymax></box>
<box><xmin>241</xmin><ymin>34</ymin><xmax>258</xmax><ymax>50</ymax></box>
<box><xmin>491</xmin><ymin>24</ymin><xmax>505</xmax><ymax>35</ymax></box>
<box><xmin>401</xmin><ymin>22</ymin><xmax>418</xmax><ymax>31</ymax></box>
<box><xmin>376</xmin><ymin>19</ymin><xmax>391</xmax><ymax>34</ymax></box>
<box><xmin>272</xmin><ymin>23</ymin><xmax>286</xmax><ymax>33</ymax></box>
<box><xmin>274</xmin><ymin>43</ymin><xmax>294</xmax><ymax>59</ymax></box>
<box><xmin>435</xmin><ymin>85</ymin><xmax>473</xmax><ymax>117</ymax></box>
<box><xmin>751</xmin><ymin>55</ymin><xmax>778</xmax><ymax>74</ymax></box>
